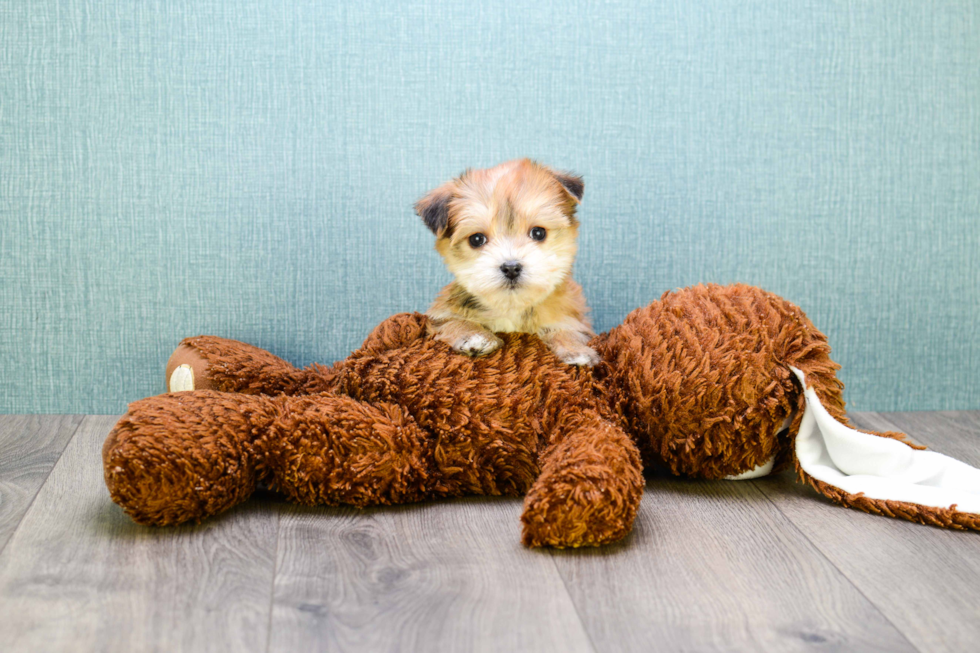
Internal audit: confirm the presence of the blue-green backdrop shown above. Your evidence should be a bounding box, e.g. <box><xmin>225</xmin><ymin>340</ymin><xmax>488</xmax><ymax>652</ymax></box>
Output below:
<box><xmin>2</xmin><ymin>0</ymin><xmax>978</xmax><ymax>414</ymax></box>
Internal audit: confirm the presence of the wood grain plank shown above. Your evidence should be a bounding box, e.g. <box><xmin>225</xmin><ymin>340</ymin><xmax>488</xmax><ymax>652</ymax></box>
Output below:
<box><xmin>0</xmin><ymin>415</ymin><xmax>83</xmax><ymax>553</ymax></box>
<box><xmin>551</xmin><ymin>478</ymin><xmax>916</xmax><ymax>653</ymax></box>
<box><xmin>0</xmin><ymin>416</ymin><xmax>280</xmax><ymax>653</ymax></box>
<box><xmin>754</xmin><ymin>410</ymin><xmax>980</xmax><ymax>653</ymax></box>
<box><xmin>269</xmin><ymin>497</ymin><xmax>594</xmax><ymax>653</ymax></box>
<box><xmin>860</xmin><ymin>411</ymin><xmax>980</xmax><ymax>460</ymax></box>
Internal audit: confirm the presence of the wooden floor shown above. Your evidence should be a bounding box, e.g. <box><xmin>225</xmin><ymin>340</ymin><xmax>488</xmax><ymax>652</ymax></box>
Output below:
<box><xmin>0</xmin><ymin>413</ymin><xmax>978</xmax><ymax>652</ymax></box>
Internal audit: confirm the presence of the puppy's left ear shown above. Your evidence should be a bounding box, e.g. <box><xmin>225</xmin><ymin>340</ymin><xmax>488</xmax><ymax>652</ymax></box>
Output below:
<box><xmin>552</xmin><ymin>170</ymin><xmax>584</xmax><ymax>203</ymax></box>
<box><xmin>414</xmin><ymin>182</ymin><xmax>456</xmax><ymax>237</ymax></box>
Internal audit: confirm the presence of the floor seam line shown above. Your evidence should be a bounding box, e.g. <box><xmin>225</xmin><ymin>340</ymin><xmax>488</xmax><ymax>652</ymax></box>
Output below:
<box><xmin>548</xmin><ymin>552</ymin><xmax>601</xmax><ymax>653</ymax></box>
<box><xmin>0</xmin><ymin>414</ymin><xmax>87</xmax><ymax>560</ymax></box>
<box><xmin>263</xmin><ymin>506</ymin><xmax>283</xmax><ymax>653</ymax></box>
<box><xmin>748</xmin><ymin>479</ymin><xmax>924</xmax><ymax>653</ymax></box>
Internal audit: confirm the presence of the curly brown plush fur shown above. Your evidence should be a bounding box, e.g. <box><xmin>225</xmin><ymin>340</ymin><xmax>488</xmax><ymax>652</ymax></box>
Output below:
<box><xmin>103</xmin><ymin>283</ymin><xmax>970</xmax><ymax>547</ymax></box>
<box><xmin>107</xmin><ymin>313</ymin><xmax>644</xmax><ymax>547</ymax></box>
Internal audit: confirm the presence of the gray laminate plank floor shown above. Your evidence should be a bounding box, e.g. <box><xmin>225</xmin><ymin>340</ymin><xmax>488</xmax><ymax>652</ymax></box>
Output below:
<box><xmin>0</xmin><ymin>416</ymin><xmax>280</xmax><ymax>653</ymax></box>
<box><xmin>269</xmin><ymin>499</ymin><xmax>592</xmax><ymax>653</ymax></box>
<box><xmin>753</xmin><ymin>411</ymin><xmax>980</xmax><ymax>653</ymax></box>
<box><xmin>550</xmin><ymin>477</ymin><xmax>916</xmax><ymax>652</ymax></box>
<box><xmin>0</xmin><ymin>415</ymin><xmax>82</xmax><ymax>553</ymax></box>
<box><xmin>0</xmin><ymin>412</ymin><xmax>977</xmax><ymax>653</ymax></box>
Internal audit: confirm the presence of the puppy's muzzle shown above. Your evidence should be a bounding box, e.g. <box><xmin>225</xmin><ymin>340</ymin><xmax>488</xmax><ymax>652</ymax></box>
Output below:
<box><xmin>500</xmin><ymin>261</ymin><xmax>523</xmax><ymax>281</ymax></box>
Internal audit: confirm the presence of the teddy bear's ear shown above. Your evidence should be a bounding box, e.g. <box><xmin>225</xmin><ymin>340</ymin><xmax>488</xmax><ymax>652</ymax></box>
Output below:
<box><xmin>551</xmin><ymin>169</ymin><xmax>584</xmax><ymax>203</ymax></box>
<box><xmin>414</xmin><ymin>182</ymin><xmax>456</xmax><ymax>237</ymax></box>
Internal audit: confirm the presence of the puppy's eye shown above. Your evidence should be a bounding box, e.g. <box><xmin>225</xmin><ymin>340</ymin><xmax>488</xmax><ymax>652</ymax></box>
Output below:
<box><xmin>529</xmin><ymin>227</ymin><xmax>547</xmax><ymax>242</ymax></box>
<box><xmin>468</xmin><ymin>233</ymin><xmax>487</xmax><ymax>248</ymax></box>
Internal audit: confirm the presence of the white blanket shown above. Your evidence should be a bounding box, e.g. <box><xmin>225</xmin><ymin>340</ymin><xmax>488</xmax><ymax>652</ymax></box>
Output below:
<box><xmin>790</xmin><ymin>366</ymin><xmax>980</xmax><ymax>514</ymax></box>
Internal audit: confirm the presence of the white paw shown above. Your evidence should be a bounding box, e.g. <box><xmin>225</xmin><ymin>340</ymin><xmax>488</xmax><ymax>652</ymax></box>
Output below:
<box><xmin>169</xmin><ymin>364</ymin><xmax>195</xmax><ymax>392</ymax></box>
<box><xmin>456</xmin><ymin>333</ymin><xmax>502</xmax><ymax>357</ymax></box>
<box><xmin>559</xmin><ymin>347</ymin><xmax>600</xmax><ymax>367</ymax></box>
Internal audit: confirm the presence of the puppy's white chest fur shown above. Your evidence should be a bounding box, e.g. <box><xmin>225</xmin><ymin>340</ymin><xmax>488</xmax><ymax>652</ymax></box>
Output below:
<box><xmin>484</xmin><ymin>315</ymin><xmax>522</xmax><ymax>333</ymax></box>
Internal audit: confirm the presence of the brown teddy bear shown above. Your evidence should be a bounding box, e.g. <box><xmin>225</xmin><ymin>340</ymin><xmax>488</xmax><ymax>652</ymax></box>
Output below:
<box><xmin>102</xmin><ymin>283</ymin><xmax>980</xmax><ymax>547</ymax></box>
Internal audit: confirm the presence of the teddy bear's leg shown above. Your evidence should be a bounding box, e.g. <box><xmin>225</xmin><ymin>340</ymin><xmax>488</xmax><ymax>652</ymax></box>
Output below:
<box><xmin>103</xmin><ymin>390</ymin><xmax>267</xmax><ymax>525</ymax></box>
<box><xmin>165</xmin><ymin>336</ymin><xmax>336</xmax><ymax>395</ymax></box>
<box><xmin>520</xmin><ymin>410</ymin><xmax>645</xmax><ymax>548</ymax></box>
<box><xmin>104</xmin><ymin>389</ymin><xmax>442</xmax><ymax>525</ymax></box>
<box><xmin>255</xmin><ymin>393</ymin><xmax>437</xmax><ymax>508</ymax></box>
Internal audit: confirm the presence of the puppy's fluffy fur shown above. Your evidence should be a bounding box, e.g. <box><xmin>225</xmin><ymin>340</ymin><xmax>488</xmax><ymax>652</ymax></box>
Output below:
<box><xmin>415</xmin><ymin>159</ymin><xmax>598</xmax><ymax>365</ymax></box>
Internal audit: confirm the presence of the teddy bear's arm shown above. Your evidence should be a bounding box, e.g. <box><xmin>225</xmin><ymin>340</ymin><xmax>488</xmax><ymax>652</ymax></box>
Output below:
<box><xmin>166</xmin><ymin>336</ymin><xmax>337</xmax><ymax>396</ymax></box>
<box><xmin>357</xmin><ymin>312</ymin><xmax>431</xmax><ymax>354</ymax></box>
<box><xmin>521</xmin><ymin>410</ymin><xmax>645</xmax><ymax>548</ymax></box>
<box><xmin>164</xmin><ymin>313</ymin><xmax>431</xmax><ymax>397</ymax></box>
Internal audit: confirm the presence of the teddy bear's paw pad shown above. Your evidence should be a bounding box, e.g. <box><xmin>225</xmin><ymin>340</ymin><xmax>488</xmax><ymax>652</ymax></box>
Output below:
<box><xmin>169</xmin><ymin>364</ymin><xmax>195</xmax><ymax>392</ymax></box>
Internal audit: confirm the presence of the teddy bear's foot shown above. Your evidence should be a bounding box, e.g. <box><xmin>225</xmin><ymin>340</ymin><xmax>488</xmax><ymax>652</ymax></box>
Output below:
<box><xmin>521</xmin><ymin>411</ymin><xmax>644</xmax><ymax>548</ymax></box>
<box><xmin>103</xmin><ymin>390</ymin><xmax>268</xmax><ymax>525</ymax></box>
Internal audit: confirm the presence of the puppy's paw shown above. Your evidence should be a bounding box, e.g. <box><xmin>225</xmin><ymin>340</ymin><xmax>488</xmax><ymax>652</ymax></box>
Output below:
<box><xmin>455</xmin><ymin>332</ymin><xmax>503</xmax><ymax>357</ymax></box>
<box><xmin>557</xmin><ymin>345</ymin><xmax>600</xmax><ymax>367</ymax></box>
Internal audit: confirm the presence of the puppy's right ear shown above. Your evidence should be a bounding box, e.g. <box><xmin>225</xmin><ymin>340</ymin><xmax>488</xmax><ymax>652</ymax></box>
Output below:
<box><xmin>414</xmin><ymin>182</ymin><xmax>455</xmax><ymax>237</ymax></box>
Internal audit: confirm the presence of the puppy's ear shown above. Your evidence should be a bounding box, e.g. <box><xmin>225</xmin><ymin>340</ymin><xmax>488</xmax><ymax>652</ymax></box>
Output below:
<box><xmin>551</xmin><ymin>170</ymin><xmax>584</xmax><ymax>203</ymax></box>
<box><xmin>414</xmin><ymin>182</ymin><xmax>455</xmax><ymax>237</ymax></box>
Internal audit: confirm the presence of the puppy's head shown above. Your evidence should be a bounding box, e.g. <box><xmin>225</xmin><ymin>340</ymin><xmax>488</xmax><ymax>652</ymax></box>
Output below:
<box><xmin>415</xmin><ymin>159</ymin><xmax>584</xmax><ymax>312</ymax></box>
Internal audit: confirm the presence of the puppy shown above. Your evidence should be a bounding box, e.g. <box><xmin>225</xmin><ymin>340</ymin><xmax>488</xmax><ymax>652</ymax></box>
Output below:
<box><xmin>415</xmin><ymin>158</ymin><xmax>599</xmax><ymax>366</ymax></box>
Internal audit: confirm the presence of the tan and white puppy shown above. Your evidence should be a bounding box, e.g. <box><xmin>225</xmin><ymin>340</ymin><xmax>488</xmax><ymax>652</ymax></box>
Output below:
<box><xmin>415</xmin><ymin>158</ymin><xmax>598</xmax><ymax>366</ymax></box>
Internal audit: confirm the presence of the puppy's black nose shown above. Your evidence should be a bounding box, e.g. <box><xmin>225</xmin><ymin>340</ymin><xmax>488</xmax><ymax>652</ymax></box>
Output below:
<box><xmin>500</xmin><ymin>261</ymin><xmax>523</xmax><ymax>281</ymax></box>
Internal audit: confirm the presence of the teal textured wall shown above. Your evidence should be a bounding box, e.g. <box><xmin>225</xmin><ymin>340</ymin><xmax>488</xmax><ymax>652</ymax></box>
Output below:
<box><xmin>1</xmin><ymin>1</ymin><xmax>978</xmax><ymax>414</ymax></box>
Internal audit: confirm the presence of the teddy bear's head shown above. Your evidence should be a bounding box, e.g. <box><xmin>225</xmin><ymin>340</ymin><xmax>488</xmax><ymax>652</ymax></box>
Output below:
<box><xmin>591</xmin><ymin>283</ymin><xmax>840</xmax><ymax>480</ymax></box>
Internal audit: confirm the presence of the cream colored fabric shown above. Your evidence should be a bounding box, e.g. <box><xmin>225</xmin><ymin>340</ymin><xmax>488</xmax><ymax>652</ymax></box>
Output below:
<box><xmin>791</xmin><ymin>367</ymin><xmax>980</xmax><ymax>514</ymax></box>
<box><xmin>169</xmin><ymin>364</ymin><xmax>195</xmax><ymax>393</ymax></box>
<box><xmin>725</xmin><ymin>456</ymin><xmax>776</xmax><ymax>481</ymax></box>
